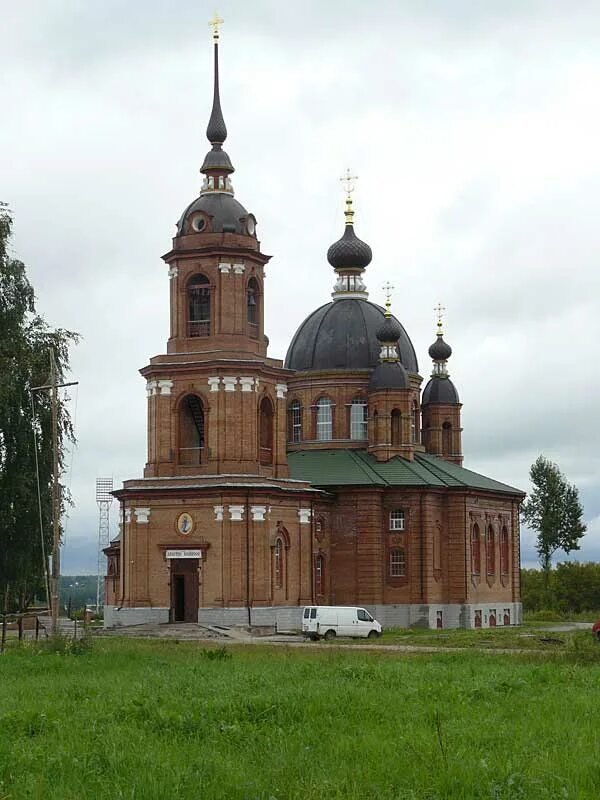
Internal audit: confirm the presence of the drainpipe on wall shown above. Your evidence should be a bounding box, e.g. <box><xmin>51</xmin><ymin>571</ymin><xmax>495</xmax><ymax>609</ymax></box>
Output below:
<box><xmin>310</xmin><ymin>499</ymin><xmax>314</xmax><ymax>605</ymax></box>
<box><xmin>246</xmin><ymin>491</ymin><xmax>251</xmax><ymax>627</ymax></box>
<box><xmin>420</xmin><ymin>493</ymin><xmax>424</xmax><ymax>603</ymax></box>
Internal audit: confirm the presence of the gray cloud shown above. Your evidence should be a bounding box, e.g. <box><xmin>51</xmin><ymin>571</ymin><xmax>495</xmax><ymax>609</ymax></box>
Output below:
<box><xmin>2</xmin><ymin>1</ymin><xmax>599</xmax><ymax>572</ymax></box>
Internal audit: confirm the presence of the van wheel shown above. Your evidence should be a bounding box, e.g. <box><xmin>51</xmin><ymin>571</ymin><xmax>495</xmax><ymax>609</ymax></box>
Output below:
<box><xmin>368</xmin><ymin>630</ymin><xmax>380</xmax><ymax>639</ymax></box>
<box><xmin>323</xmin><ymin>629</ymin><xmax>336</xmax><ymax>641</ymax></box>
<box><xmin>309</xmin><ymin>634</ymin><xmax>318</xmax><ymax>642</ymax></box>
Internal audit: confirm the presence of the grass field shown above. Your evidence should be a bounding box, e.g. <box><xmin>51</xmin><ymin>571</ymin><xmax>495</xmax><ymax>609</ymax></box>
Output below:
<box><xmin>0</xmin><ymin>636</ymin><xmax>599</xmax><ymax>799</ymax></box>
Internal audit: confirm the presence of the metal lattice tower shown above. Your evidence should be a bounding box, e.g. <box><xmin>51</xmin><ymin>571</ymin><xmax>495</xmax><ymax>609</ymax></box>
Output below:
<box><xmin>96</xmin><ymin>478</ymin><xmax>113</xmax><ymax>613</ymax></box>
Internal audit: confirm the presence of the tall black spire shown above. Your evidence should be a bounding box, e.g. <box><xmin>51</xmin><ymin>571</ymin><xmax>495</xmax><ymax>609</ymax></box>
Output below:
<box><xmin>201</xmin><ymin>15</ymin><xmax>234</xmax><ymax>186</ymax></box>
<box><xmin>206</xmin><ymin>38</ymin><xmax>227</xmax><ymax>145</ymax></box>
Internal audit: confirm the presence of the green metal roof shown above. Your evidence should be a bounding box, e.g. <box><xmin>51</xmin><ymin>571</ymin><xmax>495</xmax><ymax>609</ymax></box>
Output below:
<box><xmin>287</xmin><ymin>449</ymin><xmax>524</xmax><ymax>496</ymax></box>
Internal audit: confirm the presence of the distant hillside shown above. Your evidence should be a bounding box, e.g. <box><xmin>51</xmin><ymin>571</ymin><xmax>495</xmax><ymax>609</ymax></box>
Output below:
<box><xmin>60</xmin><ymin>575</ymin><xmax>98</xmax><ymax>611</ymax></box>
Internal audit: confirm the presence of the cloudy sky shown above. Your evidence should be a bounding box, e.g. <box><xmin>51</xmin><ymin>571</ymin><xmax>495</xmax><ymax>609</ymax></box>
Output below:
<box><xmin>2</xmin><ymin>1</ymin><xmax>599</xmax><ymax>573</ymax></box>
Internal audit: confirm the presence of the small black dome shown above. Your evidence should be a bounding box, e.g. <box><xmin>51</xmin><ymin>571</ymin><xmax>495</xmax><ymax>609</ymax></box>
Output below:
<box><xmin>327</xmin><ymin>225</ymin><xmax>372</xmax><ymax>270</ymax></box>
<box><xmin>201</xmin><ymin>146</ymin><xmax>234</xmax><ymax>174</ymax></box>
<box><xmin>177</xmin><ymin>193</ymin><xmax>250</xmax><ymax>235</ymax></box>
<box><xmin>422</xmin><ymin>377</ymin><xmax>460</xmax><ymax>405</ymax></box>
<box><xmin>428</xmin><ymin>334</ymin><xmax>452</xmax><ymax>361</ymax></box>
<box><xmin>368</xmin><ymin>361</ymin><xmax>409</xmax><ymax>391</ymax></box>
<box><xmin>285</xmin><ymin>298</ymin><xmax>418</xmax><ymax>373</ymax></box>
<box><xmin>376</xmin><ymin>315</ymin><xmax>402</xmax><ymax>343</ymax></box>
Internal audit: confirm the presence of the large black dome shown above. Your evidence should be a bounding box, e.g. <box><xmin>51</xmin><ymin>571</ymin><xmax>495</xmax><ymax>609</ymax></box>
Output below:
<box><xmin>285</xmin><ymin>298</ymin><xmax>419</xmax><ymax>373</ymax></box>
<box><xmin>177</xmin><ymin>193</ymin><xmax>250</xmax><ymax>236</ymax></box>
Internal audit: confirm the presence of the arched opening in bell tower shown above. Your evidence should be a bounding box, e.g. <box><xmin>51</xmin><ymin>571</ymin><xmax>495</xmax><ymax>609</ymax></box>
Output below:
<box><xmin>179</xmin><ymin>394</ymin><xmax>206</xmax><ymax>465</ymax></box>
<box><xmin>442</xmin><ymin>421</ymin><xmax>452</xmax><ymax>456</ymax></box>
<box><xmin>259</xmin><ymin>396</ymin><xmax>274</xmax><ymax>464</ymax></box>
<box><xmin>187</xmin><ymin>274</ymin><xmax>211</xmax><ymax>337</ymax></box>
<box><xmin>247</xmin><ymin>277</ymin><xmax>260</xmax><ymax>337</ymax></box>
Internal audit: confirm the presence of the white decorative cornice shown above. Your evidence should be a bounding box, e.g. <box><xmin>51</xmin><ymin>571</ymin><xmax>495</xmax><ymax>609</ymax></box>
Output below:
<box><xmin>134</xmin><ymin>507</ymin><xmax>151</xmax><ymax>524</ymax></box>
<box><xmin>218</xmin><ymin>263</ymin><xmax>232</xmax><ymax>274</ymax></box>
<box><xmin>146</xmin><ymin>379</ymin><xmax>158</xmax><ymax>397</ymax></box>
<box><xmin>208</xmin><ymin>377</ymin><xmax>221</xmax><ymax>392</ymax></box>
<box><xmin>239</xmin><ymin>377</ymin><xmax>255</xmax><ymax>392</ymax></box>
<box><xmin>276</xmin><ymin>383</ymin><xmax>288</xmax><ymax>399</ymax></box>
<box><xmin>213</xmin><ymin>505</ymin><xmax>224</xmax><ymax>522</ymax></box>
<box><xmin>229</xmin><ymin>505</ymin><xmax>245</xmax><ymax>521</ymax></box>
<box><xmin>168</xmin><ymin>266</ymin><xmax>178</xmax><ymax>279</ymax></box>
<box><xmin>232</xmin><ymin>263</ymin><xmax>245</xmax><ymax>274</ymax></box>
<box><xmin>223</xmin><ymin>377</ymin><xmax>238</xmax><ymax>392</ymax></box>
<box><xmin>250</xmin><ymin>505</ymin><xmax>267</xmax><ymax>521</ymax></box>
<box><xmin>158</xmin><ymin>380</ymin><xmax>173</xmax><ymax>396</ymax></box>
<box><xmin>298</xmin><ymin>508</ymin><xmax>312</xmax><ymax>525</ymax></box>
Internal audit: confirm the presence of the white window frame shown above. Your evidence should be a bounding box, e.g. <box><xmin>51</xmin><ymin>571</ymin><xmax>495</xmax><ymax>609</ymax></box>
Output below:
<box><xmin>389</xmin><ymin>549</ymin><xmax>406</xmax><ymax>577</ymax></box>
<box><xmin>389</xmin><ymin>509</ymin><xmax>405</xmax><ymax>531</ymax></box>
<box><xmin>350</xmin><ymin>398</ymin><xmax>368</xmax><ymax>440</ymax></box>
<box><xmin>316</xmin><ymin>398</ymin><xmax>333</xmax><ymax>441</ymax></box>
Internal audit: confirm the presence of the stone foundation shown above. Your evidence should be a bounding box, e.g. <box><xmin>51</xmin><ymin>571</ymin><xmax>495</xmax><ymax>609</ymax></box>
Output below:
<box><xmin>105</xmin><ymin>602</ymin><xmax>522</xmax><ymax>631</ymax></box>
<box><xmin>104</xmin><ymin>606</ymin><xmax>169</xmax><ymax>628</ymax></box>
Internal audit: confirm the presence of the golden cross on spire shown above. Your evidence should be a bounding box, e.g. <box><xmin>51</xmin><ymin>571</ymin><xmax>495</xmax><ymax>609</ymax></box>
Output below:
<box><xmin>340</xmin><ymin>168</ymin><xmax>358</xmax><ymax>225</ymax></box>
<box><xmin>383</xmin><ymin>281</ymin><xmax>395</xmax><ymax>316</ymax></box>
<box><xmin>209</xmin><ymin>11</ymin><xmax>224</xmax><ymax>41</ymax></box>
<box><xmin>434</xmin><ymin>302</ymin><xmax>446</xmax><ymax>333</ymax></box>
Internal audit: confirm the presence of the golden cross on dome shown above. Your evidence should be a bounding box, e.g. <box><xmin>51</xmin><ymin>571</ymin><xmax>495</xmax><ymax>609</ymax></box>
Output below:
<box><xmin>209</xmin><ymin>11</ymin><xmax>224</xmax><ymax>41</ymax></box>
<box><xmin>382</xmin><ymin>281</ymin><xmax>395</xmax><ymax>316</ymax></box>
<box><xmin>340</xmin><ymin>168</ymin><xmax>358</xmax><ymax>198</ymax></box>
<box><xmin>434</xmin><ymin>302</ymin><xmax>446</xmax><ymax>333</ymax></box>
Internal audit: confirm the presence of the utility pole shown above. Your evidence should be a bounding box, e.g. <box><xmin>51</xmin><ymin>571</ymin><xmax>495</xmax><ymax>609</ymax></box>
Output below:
<box><xmin>31</xmin><ymin>350</ymin><xmax>78</xmax><ymax>636</ymax></box>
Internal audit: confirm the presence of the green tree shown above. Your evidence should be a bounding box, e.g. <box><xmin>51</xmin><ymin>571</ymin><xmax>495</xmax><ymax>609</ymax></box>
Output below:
<box><xmin>0</xmin><ymin>204</ymin><xmax>78</xmax><ymax>612</ymax></box>
<box><xmin>522</xmin><ymin>455</ymin><xmax>586</xmax><ymax>590</ymax></box>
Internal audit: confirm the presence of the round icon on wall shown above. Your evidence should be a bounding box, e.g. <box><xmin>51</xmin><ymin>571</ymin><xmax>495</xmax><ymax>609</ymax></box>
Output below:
<box><xmin>176</xmin><ymin>512</ymin><xmax>194</xmax><ymax>535</ymax></box>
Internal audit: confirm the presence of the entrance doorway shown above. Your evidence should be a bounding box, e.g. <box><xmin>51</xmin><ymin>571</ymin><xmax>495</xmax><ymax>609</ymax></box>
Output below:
<box><xmin>170</xmin><ymin>559</ymin><xmax>199</xmax><ymax>622</ymax></box>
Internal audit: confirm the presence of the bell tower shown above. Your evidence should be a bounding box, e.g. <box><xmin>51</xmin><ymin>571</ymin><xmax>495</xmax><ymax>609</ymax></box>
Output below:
<box><xmin>163</xmin><ymin>16</ymin><xmax>267</xmax><ymax>359</ymax></box>
<box><xmin>140</xmin><ymin>21</ymin><xmax>290</xmax><ymax>480</ymax></box>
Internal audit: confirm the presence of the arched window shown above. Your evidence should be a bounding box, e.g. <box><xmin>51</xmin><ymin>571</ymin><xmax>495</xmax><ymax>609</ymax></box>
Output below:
<box><xmin>389</xmin><ymin>548</ymin><xmax>406</xmax><ymax>577</ymax></box>
<box><xmin>486</xmin><ymin>525</ymin><xmax>496</xmax><ymax>576</ymax></box>
<box><xmin>187</xmin><ymin>274</ymin><xmax>211</xmax><ymax>337</ymax></box>
<box><xmin>274</xmin><ymin>538</ymin><xmax>284</xmax><ymax>589</ymax></box>
<box><xmin>350</xmin><ymin>397</ymin><xmax>368</xmax><ymax>440</ymax></box>
<box><xmin>247</xmin><ymin>277</ymin><xmax>260</xmax><ymax>335</ymax></box>
<box><xmin>373</xmin><ymin>410</ymin><xmax>380</xmax><ymax>443</ymax></box>
<box><xmin>259</xmin><ymin>397</ymin><xmax>274</xmax><ymax>465</ymax></box>
<box><xmin>315</xmin><ymin>555</ymin><xmax>324</xmax><ymax>595</ymax></box>
<box><xmin>391</xmin><ymin>409</ymin><xmax>401</xmax><ymax>447</ymax></box>
<box><xmin>411</xmin><ymin>401</ymin><xmax>420</xmax><ymax>444</ymax></box>
<box><xmin>442</xmin><ymin>422</ymin><xmax>452</xmax><ymax>456</ymax></box>
<box><xmin>179</xmin><ymin>395</ymin><xmax>205</xmax><ymax>465</ymax></box>
<box><xmin>500</xmin><ymin>526</ymin><xmax>509</xmax><ymax>575</ymax></box>
<box><xmin>471</xmin><ymin>524</ymin><xmax>481</xmax><ymax>575</ymax></box>
<box><xmin>433</xmin><ymin>523</ymin><xmax>442</xmax><ymax>571</ymax></box>
<box><xmin>288</xmin><ymin>399</ymin><xmax>302</xmax><ymax>443</ymax></box>
<box><xmin>315</xmin><ymin>397</ymin><xmax>333</xmax><ymax>441</ymax></box>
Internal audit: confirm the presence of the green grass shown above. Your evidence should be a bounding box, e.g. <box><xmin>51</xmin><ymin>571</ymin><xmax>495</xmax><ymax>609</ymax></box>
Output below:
<box><xmin>0</xmin><ymin>637</ymin><xmax>599</xmax><ymax>799</ymax></box>
<box><xmin>361</xmin><ymin>624</ymin><xmax>581</xmax><ymax>651</ymax></box>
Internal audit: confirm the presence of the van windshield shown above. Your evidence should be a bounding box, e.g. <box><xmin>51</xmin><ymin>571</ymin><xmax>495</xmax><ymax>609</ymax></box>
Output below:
<box><xmin>357</xmin><ymin>609</ymin><xmax>373</xmax><ymax>622</ymax></box>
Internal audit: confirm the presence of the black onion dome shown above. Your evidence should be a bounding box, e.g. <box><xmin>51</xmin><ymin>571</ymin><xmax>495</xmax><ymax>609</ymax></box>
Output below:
<box><xmin>428</xmin><ymin>334</ymin><xmax>452</xmax><ymax>361</ymax></box>
<box><xmin>177</xmin><ymin>193</ymin><xmax>250</xmax><ymax>235</ymax></box>
<box><xmin>368</xmin><ymin>361</ymin><xmax>409</xmax><ymax>391</ymax></box>
<box><xmin>422</xmin><ymin>377</ymin><xmax>460</xmax><ymax>405</ymax></box>
<box><xmin>285</xmin><ymin>299</ymin><xmax>418</xmax><ymax>373</ymax></box>
<box><xmin>376</xmin><ymin>315</ymin><xmax>402</xmax><ymax>343</ymax></box>
<box><xmin>327</xmin><ymin>225</ymin><xmax>372</xmax><ymax>270</ymax></box>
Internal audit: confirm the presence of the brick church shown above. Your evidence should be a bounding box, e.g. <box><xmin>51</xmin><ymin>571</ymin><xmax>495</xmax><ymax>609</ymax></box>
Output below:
<box><xmin>104</xmin><ymin>27</ymin><xmax>524</xmax><ymax>630</ymax></box>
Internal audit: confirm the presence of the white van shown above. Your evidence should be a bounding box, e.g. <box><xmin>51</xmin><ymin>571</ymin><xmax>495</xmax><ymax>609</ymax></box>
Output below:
<box><xmin>302</xmin><ymin>606</ymin><xmax>382</xmax><ymax>641</ymax></box>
